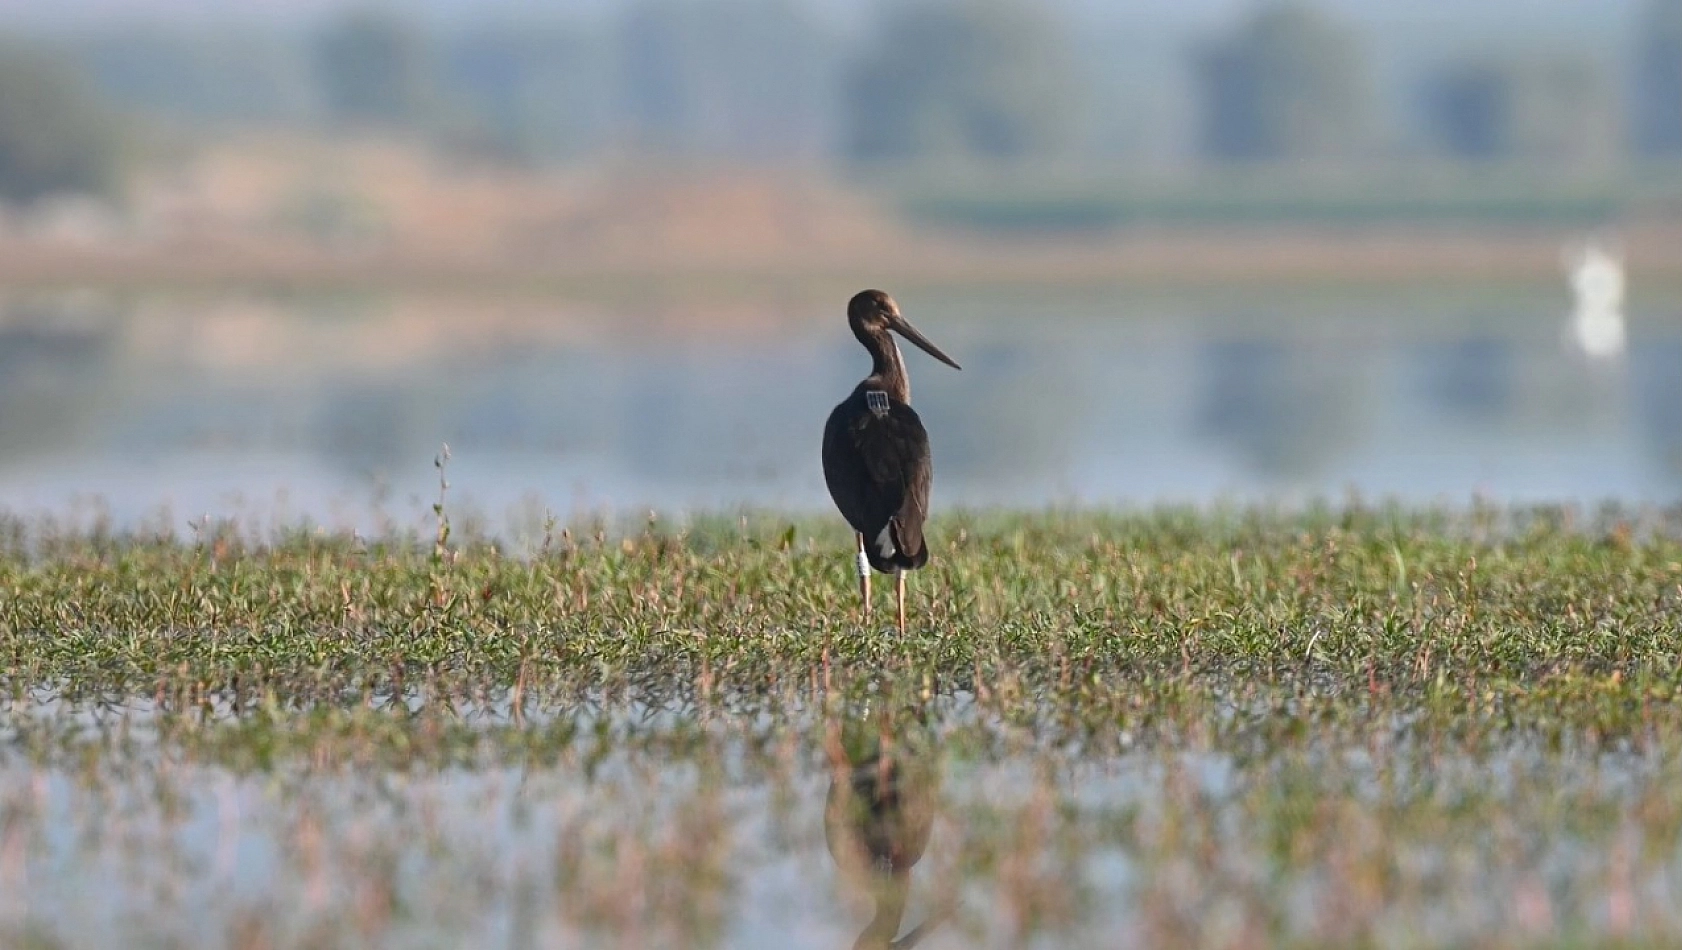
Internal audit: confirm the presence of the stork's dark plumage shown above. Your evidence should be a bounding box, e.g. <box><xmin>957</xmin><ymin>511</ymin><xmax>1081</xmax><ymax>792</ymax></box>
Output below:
<box><xmin>822</xmin><ymin>289</ymin><xmax>960</xmax><ymax>634</ymax></box>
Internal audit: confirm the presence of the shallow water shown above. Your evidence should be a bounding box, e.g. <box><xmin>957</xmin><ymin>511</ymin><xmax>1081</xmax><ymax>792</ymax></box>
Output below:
<box><xmin>1</xmin><ymin>285</ymin><xmax>1679</xmax><ymax>528</ymax></box>
<box><xmin>5</xmin><ymin>709</ymin><xmax>1682</xmax><ymax>948</ymax></box>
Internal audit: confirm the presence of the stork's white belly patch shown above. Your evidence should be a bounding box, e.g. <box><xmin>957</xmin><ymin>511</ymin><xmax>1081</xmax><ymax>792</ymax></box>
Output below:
<box><xmin>875</xmin><ymin>525</ymin><xmax>895</xmax><ymax>559</ymax></box>
<box><xmin>865</xmin><ymin>390</ymin><xmax>890</xmax><ymax>418</ymax></box>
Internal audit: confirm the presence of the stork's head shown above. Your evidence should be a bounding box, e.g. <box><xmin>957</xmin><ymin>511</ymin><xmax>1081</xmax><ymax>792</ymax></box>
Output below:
<box><xmin>847</xmin><ymin>289</ymin><xmax>961</xmax><ymax>370</ymax></box>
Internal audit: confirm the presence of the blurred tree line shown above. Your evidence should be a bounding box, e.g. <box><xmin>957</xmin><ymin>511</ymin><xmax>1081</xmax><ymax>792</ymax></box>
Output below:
<box><xmin>292</xmin><ymin>0</ymin><xmax>1082</xmax><ymax>168</ymax></box>
<box><xmin>1637</xmin><ymin>0</ymin><xmax>1682</xmax><ymax>156</ymax></box>
<box><xmin>0</xmin><ymin>42</ymin><xmax>121</xmax><ymax>202</ymax></box>
<box><xmin>1</xmin><ymin>0</ymin><xmax>1682</xmax><ymax>204</ymax></box>
<box><xmin>1195</xmin><ymin>3</ymin><xmax>1369</xmax><ymax>163</ymax></box>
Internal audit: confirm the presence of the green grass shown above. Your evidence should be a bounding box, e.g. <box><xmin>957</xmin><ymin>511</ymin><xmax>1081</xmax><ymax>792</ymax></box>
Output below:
<box><xmin>5</xmin><ymin>504</ymin><xmax>1682</xmax><ymax>947</ymax></box>
<box><xmin>4</xmin><ymin>503</ymin><xmax>1680</xmax><ymax>745</ymax></box>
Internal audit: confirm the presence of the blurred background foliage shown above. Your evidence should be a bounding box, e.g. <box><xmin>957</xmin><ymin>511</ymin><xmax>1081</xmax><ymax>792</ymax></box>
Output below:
<box><xmin>0</xmin><ymin>41</ymin><xmax>122</xmax><ymax>202</ymax></box>
<box><xmin>0</xmin><ymin>0</ymin><xmax>1674</xmax><ymax>228</ymax></box>
<box><xmin>1194</xmin><ymin>3</ymin><xmax>1371</xmax><ymax>163</ymax></box>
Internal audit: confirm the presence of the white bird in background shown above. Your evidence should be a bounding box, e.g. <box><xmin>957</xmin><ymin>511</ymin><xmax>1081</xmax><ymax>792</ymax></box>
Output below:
<box><xmin>1563</xmin><ymin>236</ymin><xmax>1627</xmax><ymax>361</ymax></box>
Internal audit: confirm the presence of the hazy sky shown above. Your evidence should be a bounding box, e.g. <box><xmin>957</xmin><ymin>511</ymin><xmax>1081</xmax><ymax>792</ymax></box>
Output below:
<box><xmin>0</xmin><ymin>0</ymin><xmax>1643</xmax><ymax>82</ymax></box>
<box><xmin>0</xmin><ymin>0</ymin><xmax>1639</xmax><ymax>31</ymax></box>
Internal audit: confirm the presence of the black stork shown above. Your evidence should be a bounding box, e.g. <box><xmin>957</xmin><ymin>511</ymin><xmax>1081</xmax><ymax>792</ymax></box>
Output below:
<box><xmin>822</xmin><ymin>289</ymin><xmax>961</xmax><ymax>635</ymax></box>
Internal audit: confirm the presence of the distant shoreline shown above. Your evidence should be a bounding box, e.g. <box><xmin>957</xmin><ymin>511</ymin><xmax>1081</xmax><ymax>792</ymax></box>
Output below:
<box><xmin>2</xmin><ymin>222</ymin><xmax>1680</xmax><ymax>296</ymax></box>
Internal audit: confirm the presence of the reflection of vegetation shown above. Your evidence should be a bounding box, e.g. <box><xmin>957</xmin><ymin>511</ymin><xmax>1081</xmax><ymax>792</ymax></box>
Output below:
<box><xmin>1632</xmin><ymin>337</ymin><xmax>1682</xmax><ymax>484</ymax></box>
<box><xmin>923</xmin><ymin>340</ymin><xmax>1085</xmax><ymax>486</ymax></box>
<box><xmin>0</xmin><ymin>298</ymin><xmax>120</xmax><ymax>461</ymax></box>
<box><xmin>1412</xmin><ymin>336</ymin><xmax>1512</xmax><ymax>421</ymax></box>
<box><xmin>1196</xmin><ymin>336</ymin><xmax>1369</xmax><ymax>479</ymax></box>
<box><xmin>0</xmin><ymin>44</ymin><xmax>123</xmax><ymax>203</ymax></box>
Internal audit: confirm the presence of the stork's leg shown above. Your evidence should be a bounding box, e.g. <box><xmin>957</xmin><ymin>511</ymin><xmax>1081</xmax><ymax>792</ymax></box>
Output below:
<box><xmin>856</xmin><ymin>533</ymin><xmax>872</xmax><ymax>617</ymax></box>
<box><xmin>896</xmin><ymin>569</ymin><xmax>906</xmax><ymax>636</ymax></box>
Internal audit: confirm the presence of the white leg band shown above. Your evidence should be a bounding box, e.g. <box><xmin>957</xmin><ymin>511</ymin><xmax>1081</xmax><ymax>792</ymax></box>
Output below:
<box><xmin>856</xmin><ymin>550</ymin><xmax>871</xmax><ymax>580</ymax></box>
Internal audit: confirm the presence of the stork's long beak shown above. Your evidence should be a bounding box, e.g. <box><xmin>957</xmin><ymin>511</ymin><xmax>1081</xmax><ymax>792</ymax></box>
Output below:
<box><xmin>890</xmin><ymin>315</ymin><xmax>961</xmax><ymax>370</ymax></box>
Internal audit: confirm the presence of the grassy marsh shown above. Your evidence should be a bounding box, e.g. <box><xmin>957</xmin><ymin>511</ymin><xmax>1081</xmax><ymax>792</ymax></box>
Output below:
<box><xmin>4</xmin><ymin>504</ymin><xmax>1682</xmax><ymax>947</ymax></box>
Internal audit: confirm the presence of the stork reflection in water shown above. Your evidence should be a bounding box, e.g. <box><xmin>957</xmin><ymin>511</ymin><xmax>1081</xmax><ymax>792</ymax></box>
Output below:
<box><xmin>825</xmin><ymin>713</ymin><xmax>948</xmax><ymax>950</ymax></box>
<box><xmin>822</xmin><ymin>290</ymin><xmax>961</xmax><ymax>634</ymax></box>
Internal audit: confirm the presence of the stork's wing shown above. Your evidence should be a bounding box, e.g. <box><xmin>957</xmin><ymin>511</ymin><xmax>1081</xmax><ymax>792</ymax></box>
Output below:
<box><xmin>822</xmin><ymin>394</ymin><xmax>932</xmax><ymax>568</ymax></box>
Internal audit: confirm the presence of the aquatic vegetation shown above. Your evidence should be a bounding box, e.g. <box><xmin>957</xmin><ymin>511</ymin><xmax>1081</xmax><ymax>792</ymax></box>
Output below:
<box><xmin>2</xmin><ymin>503</ymin><xmax>1682</xmax><ymax>947</ymax></box>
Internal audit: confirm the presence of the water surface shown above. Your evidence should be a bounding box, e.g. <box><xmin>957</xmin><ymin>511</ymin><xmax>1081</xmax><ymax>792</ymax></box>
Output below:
<box><xmin>1</xmin><ymin>284</ymin><xmax>1678</xmax><ymax>527</ymax></box>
